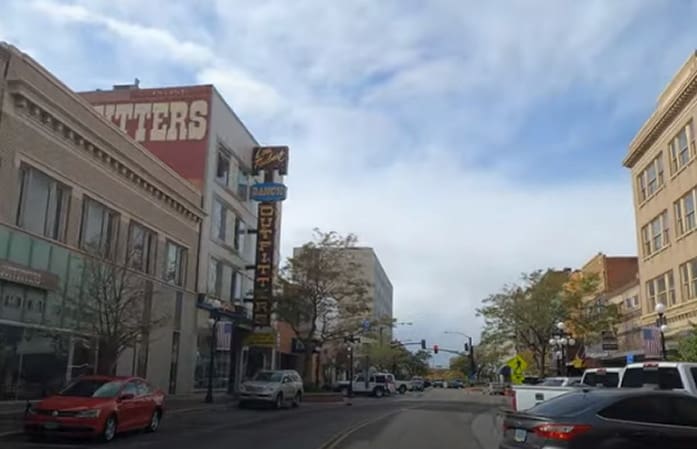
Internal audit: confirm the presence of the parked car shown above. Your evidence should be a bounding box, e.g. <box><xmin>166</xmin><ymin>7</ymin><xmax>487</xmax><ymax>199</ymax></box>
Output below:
<box><xmin>432</xmin><ymin>379</ymin><xmax>445</xmax><ymax>388</ymax></box>
<box><xmin>410</xmin><ymin>376</ymin><xmax>425</xmax><ymax>391</ymax></box>
<box><xmin>500</xmin><ymin>388</ymin><xmax>697</xmax><ymax>449</ymax></box>
<box><xmin>24</xmin><ymin>376</ymin><xmax>165</xmax><ymax>442</ymax></box>
<box><xmin>580</xmin><ymin>367</ymin><xmax>623</xmax><ymax>387</ymax></box>
<box><xmin>239</xmin><ymin>370</ymin><xmax>303</xmax><ymax>409</ymax></box>
<box><xmin>337</xmin><ymin>373</ymin><xmax>392</xmax><ymax>397</ymax></box>
<box><xmin>423</xmin><ymin>379</ymin><xmax>432</xmax><ymax>388</ymax></box>
<box><xmin>619</xmin><ymin>361</ymin><xmax>697</xmax><ymax>394</ymax></box>
<box><xmin>448</xmin><ymin>379</ymin><xmax>464</xmax><ymax>389</ymax></box>
<box><xmin>393</xmin><ymin>377</ymin><xmax>411</xmax><ymax>394</ymax></box>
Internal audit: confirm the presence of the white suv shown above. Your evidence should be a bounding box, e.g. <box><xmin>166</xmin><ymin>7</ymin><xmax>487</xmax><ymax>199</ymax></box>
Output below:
<box><xmin>239</xmin><ymin>370</ymin><xmax>304</xmax><ymax>409</ymax></box>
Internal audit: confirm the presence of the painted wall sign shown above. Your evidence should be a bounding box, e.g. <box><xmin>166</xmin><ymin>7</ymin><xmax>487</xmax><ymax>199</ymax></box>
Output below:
<box><xmin>252</xmin><ymin>202</ymin><xmax>277</xmax><ymax>327</ymax></box>
<box><xmin>0</xmin><ymin>260</ymin><xmax>59</xmax><ymax>290</ymax></box>
<box><xmin>250</xmin><ymin>182</ymin><xmax>287</xmax><ymax>202</ymax></box>
<box><xmin>252</xmin><ymin>146</ymin><xmax>289</xmax><ymax>175</ymax></box>
<box><xmin>80</xmin><ymin>86</ymin><xmax>212</xmax><ymax>189</ymax></box>
<box><xmin>244</xmin><ymin>332</ymin><xmax>276</xmax><ymax>348</ymax></box>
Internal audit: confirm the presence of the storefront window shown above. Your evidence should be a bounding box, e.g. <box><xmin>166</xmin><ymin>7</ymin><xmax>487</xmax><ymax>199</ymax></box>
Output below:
<box><xmin>194</xmin><ymin>327</ymin><xmax>230</xmax><ymax>390</ymax></box>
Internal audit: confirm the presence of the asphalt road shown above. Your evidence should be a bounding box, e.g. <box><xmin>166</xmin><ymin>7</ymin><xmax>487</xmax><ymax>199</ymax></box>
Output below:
<box><xmin>1</xmin><ymin>389</ymin><xmax>504</xmax><ymax>449</ymax></box>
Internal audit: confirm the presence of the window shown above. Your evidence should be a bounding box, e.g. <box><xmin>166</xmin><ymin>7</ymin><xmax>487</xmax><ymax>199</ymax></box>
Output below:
<box><xmin>127</xmin><ymin>222</ymin><xmax>157</xmax><ymax>273</ymax></box>
<box><xmin>647</xmin><ymin>271</ymin><xmax>676</xmax><ymax>307</ymax></box>
<box><xmin>599</xmin><ymin>396</ymin><xmax>672</xmax><ymax>425</ymax></box>
<box><xmin>164</xmin><ymin>241</ymin><xmax>186</xmax><ymax>286</ymax></box>
<box><xmin>135</xmin><ymin>381</ymin><xmax>151</xmax><ymax>397</ymax></box>
<box><xmin>669</xmin><ymin>122</ymin><xmax>693</xmax><ymax>174</ymax></box>
<box><xmin>80</xmin><ymin>198</ymin><xmax>119</xmax><ymax>259</ymax></box>
<box><xmin>679</xmin><ymin>257</ymin><xmax>697</xmax><ymax>301</ymax></box>
<box><xmin>234</xmin><ymin>217</ymin><xmax>246</xmax><ymax>252</ymax></box>
<box><xmin>641</xmin><ymin>210</ymin><xmax>669</xmax><ymax>257</ymax></box>
<box><xmin>237</xmin><ymin>170</ymin><xmax>249</xmax><ymax>200</ymax></box>
<box><xmin>528</xmin><ymin>391</ymin><xmax>596</xmax><ymax>417</ymax></box>
<box><xmin>212</xmin><ymin>198</ymin><xmax>226</xmax><ymax>242</ymax></box>
<box><xmin>208</xmin><ymin>258</ymin><xmax>223</xmax><ymax>297</ymax></box>
<box><xmin>16</xmin><ymin>166</ymin><xmax>70</xmax><ymax>241</ymax></box>
<box><xmin>230</xmin><ymin>270</ymin><xmax>242</xmax><ymax>301</ymax></box>
<box><xmin>636</xmin><ymin>153</ymin><xmax>664</xmax><ymax>202</ymax></box>
<box><xmin>216</xmin><ymin>151</ymin><xmax>230</xmax><ymax>186</ymax></box>
<box><xmin>675</xmin><ymin>188</ymin><xmax>697</xmax><ymax>236</ymax></box>
<box><xmin>620</xmin><ymin>367</ymin><xmax>684</xmax><ymax>389</ymax></box>
<box><xmin>121</xmin><ymin>382</ymin><xmax>138</xmax><ymax>397</ymax></box>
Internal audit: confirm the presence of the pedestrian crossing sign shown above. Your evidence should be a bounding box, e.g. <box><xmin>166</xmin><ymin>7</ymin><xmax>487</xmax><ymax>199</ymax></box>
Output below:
<box><xmin>506</xmin><ymin>355</ymin><xmax>528</xmax><ymax>384</ymax></box>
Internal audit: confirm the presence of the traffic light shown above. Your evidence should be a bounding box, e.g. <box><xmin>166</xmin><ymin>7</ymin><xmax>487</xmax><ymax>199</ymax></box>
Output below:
<box><xmin>433</xmin><ymin>344</ymin><xmax>439</xmax><ymax>354</ymax></box>
<box><xmin>464</xmin><ymin>342</ymin><xmax>470</xmax><ymax>352</ymax></box>
<box><xmin>421</xmin><ymin>339</ymin><xmax>426</xmax><ymax>350</ymax></box>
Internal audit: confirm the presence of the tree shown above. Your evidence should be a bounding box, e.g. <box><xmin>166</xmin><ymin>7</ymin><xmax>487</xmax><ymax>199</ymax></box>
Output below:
<box><xmin>69</xmin><ymin>254</ymin><xmax>169</xmax><ymax>375</ymax></box>
<box><xmin>562</xmin><ymin>271</ymin><xmax>621</xmax><ymax>345</ymax></box>
<box><xmin>274</xmin><ymin>230</ymin><xmax>371</xmax><ymax>382</ymax></box>
<box><xmin>477</xmin><ymin>270</ymin><xmax>568</xmax><ymax>377</ymax></box>
<box><xmin>677</xmin><ymin>325</ymin><xmax>697</xmax><ymax>362</ymax></box>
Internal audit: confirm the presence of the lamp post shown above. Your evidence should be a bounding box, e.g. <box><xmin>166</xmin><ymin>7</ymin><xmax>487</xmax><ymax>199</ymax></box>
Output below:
<box><xmin>343</xmin><ymin>334</ymin><xmax>360</xmax><ymax>405</ymax></box>
<box><xmin>655</xmin><ymin>303</ymin><xmax>668</xmax><ymax>360</ymax></box>
<box><xmin>549</xmin><ymin>322</ymin><xmax>575</xmax><ymax>376</ymax></box>
<box><xmin>444</xmin><ymin>331</ymin><xmax>476</xmax><ymax>381</ymax></box>
<box><xmin>205</xmin><ymin>299</ymin><xmax>222</xmax><ymax>404</ymax></box>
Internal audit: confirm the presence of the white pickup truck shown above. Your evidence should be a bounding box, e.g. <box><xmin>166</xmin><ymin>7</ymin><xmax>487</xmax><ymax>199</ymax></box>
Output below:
<box><xmin>511</xmin><ymin>376</ymin><xmax>582</xmax><ymax>411</ymax></box>
<box><xmin>619</xmin><ymin>361</ymin><xmax>697</xmax><ymax>393</ymax></box>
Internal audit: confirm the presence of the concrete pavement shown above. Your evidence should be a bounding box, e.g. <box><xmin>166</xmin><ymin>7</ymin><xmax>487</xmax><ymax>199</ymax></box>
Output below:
<box><xmin>0</xmin><ymin>388</ymin><xmax>506</xmax><ymax>449</ymax></box>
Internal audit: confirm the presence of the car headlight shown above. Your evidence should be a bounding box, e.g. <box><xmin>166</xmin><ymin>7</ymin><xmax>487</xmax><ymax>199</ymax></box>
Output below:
<box><xmin>75</xmin><ymin>409</ymin><xmax>101</xmax><ymax>418</ymax></box>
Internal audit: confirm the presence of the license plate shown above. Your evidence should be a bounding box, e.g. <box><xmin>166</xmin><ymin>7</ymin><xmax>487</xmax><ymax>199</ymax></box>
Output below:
<box><xmin>43</xmin><ymin>422</ymin><xmax>59</xmax><ymax>430</ymax></box>
<box><xmin>514</xmin><ymin>428</ymin><xmax>527</xmax><ymax>443</ymax></box>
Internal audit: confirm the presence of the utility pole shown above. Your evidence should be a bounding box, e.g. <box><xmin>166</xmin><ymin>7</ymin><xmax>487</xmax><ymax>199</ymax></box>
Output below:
<box><xmin>467</xmin><ymin>336</ymin><xmax>475</xmax><ymax>381</ymax></box>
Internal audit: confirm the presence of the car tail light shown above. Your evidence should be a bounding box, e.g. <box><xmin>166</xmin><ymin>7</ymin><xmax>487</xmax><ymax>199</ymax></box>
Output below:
<box><xmin>596</xmin><ymin>369</ymin><xmax>606</xmax><ymax>374</ymax></box>
<box><xmin>533</xmin><ymin>424</ymin><xmax>591</xmax><ymax>441</ymax></box>
<box><xmin>643</xmin><ymin>362</ymin><xmax>659</xmax><ymax>368</ymax></box>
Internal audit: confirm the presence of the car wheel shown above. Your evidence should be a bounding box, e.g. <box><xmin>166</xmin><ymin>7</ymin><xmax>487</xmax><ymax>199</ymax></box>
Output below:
<box><xmin>146</xmin><ymin>409</ymin><xmax>161</xmax><ymax>433</ymax></box>
<box><xmin>274</xmin><ymin>393</ymin><xmax>283</xmax><ymax>410</ymax></box>
<box><xmin>101</xmin><ymin>415</ymin><xmax>117</xmax><ymax>442</ymax></box>
<box><xmin>374</xmin><ymin>387</ymin><xmax>384</xmax><ymax>398</ymax></box>
<box><xmin>292</xmin><ymin>392</ymin><xmax>302</xmax><ymax>408</ymax></box>
<box><xmin>398</xmin><ymin>385</ymin><xmax>407</xmax><ymax>394</ymax></box>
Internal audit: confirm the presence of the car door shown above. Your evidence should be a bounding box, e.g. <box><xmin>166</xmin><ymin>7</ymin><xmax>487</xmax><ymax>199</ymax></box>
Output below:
<box><xmin>135</xmin><ymin>381</ymin><xmax>155</xmax><ymax>427</ymax></box>
<box><xmin>598</xmin><ymin>395</ymin><xmax>682</xmax><ymax>449</ymax></box>
<box><xmin>665</xmin><ymin>395</ymin><xmax>697</xmax><ymax>449</ymax></box>
<box><xmin>281</xmin><ymin>375</ymin><xmax>294</xmax><ymax>399</ymax></box>
<box><xmin>117</xmin><ymin>381</ymin><xmax>140</xmax><ymax>430</ymax></box>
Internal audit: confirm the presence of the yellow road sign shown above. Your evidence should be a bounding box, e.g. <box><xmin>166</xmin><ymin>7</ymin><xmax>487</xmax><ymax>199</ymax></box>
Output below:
<box><xmin>506</xmin><ymin>355</ymin><xmax>528</xmax><ymax>384</ymax></box>
<box><xmin>244</xmin><ymin>332</ymin><xmax>276</xmax><ymax>348</ymax></box>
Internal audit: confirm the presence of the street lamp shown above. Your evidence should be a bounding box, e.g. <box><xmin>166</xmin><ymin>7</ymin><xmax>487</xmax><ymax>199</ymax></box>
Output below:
<box><xmin>444</xmin><ymin>331</ymin><xmax>476</xmax><ymax>381</ymax></box>
<box><xmin>205</xmin><ymin>299</ymin><xmax>222</xmax><ymax>404</ymax></box>
<box><xmin>549</xmin><ymin>322</ymin><xmax>574</xmax><ymax>376</ymax></box>
<box><xmin>655</xmin><ymin>302</ymin><xmax>668</xmax><ymax>360</ymax></box>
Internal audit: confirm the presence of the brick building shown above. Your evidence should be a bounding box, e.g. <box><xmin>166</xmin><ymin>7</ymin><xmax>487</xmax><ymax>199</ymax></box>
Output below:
<box><xmin>0</xmin><ymin>43</ymin><xmax>203</xmax><ymax>399</ymax></box>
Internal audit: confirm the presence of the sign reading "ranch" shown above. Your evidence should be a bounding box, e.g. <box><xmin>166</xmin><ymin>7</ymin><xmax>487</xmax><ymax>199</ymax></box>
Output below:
<box><xmin>250</xmin><ymin>182</ymin><xmax>287</xmax><ymax>202</ymax></box>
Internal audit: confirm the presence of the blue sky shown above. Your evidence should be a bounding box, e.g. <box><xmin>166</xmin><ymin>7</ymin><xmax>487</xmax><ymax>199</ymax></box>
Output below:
<box><xmin>2</xmin><ymin>0</ymin><xmax>696</xmax><ymax>364</ymax></box>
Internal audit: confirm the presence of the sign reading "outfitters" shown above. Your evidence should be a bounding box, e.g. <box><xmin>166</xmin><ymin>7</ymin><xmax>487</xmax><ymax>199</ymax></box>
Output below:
<box><xmin>0</xmin><ymin>260</ymin><xmax>59</xmax><ymax>290</ymax></box>
<box><xmin>253</xmin><ymin>203</ymin><xmax>276</xmax><ymax>328</ymax></box>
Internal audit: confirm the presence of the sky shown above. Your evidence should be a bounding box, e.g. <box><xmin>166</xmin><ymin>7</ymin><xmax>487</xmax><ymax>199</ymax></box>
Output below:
<box><xmin>2</xmin><ymin>0</ymin><xmax>696</xmax><ymax>366</ymax></box>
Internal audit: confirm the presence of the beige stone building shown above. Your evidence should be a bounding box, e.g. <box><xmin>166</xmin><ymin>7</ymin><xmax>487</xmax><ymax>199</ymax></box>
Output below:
<box><xmin>624</xmin><ymin>50</ymin><xmax>697</xmax><ymax>344</ymax></box>
<box><xmin>0</xmin><ymin>43</ymin><xmax>203</xmax><ymax>399</ymax></box>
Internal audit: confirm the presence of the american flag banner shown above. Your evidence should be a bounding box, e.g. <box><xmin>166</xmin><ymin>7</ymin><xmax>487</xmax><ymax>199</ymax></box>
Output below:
<box><xmin>642</xmin><ymin>327</ymin><xmax>661</xmax><ymax>358</ymax></box>
<box><xmin>216</xmin><ymin>321</ymin><xmax>233</xmax><ymax>351</ymax></box>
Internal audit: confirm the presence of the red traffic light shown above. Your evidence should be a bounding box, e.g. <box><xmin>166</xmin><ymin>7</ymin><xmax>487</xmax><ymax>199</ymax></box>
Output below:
<box><xmin>433</xmin><ymin>344</ymin><xmax>439</xmax><ymax>354</ymax></box>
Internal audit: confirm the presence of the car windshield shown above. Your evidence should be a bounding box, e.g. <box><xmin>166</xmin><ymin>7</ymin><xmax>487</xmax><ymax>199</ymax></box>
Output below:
<box><xmin>59</xmin><ymin>379</ymin><xmax>124</xmax><ymax>398</ymax></box>
<box><xmin>253</xmin><ymin>371</ymin><xmax>283</xmax><ymax>382</ymax></box>
<box><xmin>527</xmin><ymin>392</ymin><xmax>598</xmax><ymax>417</ymax></box>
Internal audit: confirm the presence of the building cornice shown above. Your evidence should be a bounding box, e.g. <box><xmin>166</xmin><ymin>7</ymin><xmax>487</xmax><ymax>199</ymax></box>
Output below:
<box><xmin>9</xmin><ymin>83</ymin><xmax>202</xmax><ymax>225</ymax></box>
<box><xmin>624</xmin><ymin>56</ymin><xmax>697</xmax><ymax>168</ymax></box>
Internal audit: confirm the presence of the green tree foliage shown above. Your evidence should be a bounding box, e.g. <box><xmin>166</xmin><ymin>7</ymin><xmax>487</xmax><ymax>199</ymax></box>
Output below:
<box><xmin>274</xmin><ymin>230</ymin><xmax>371</xmax><ymax>380</ymax></box>
<box><xmin>365</xmin><ymin>341</ymin><xmax>430</xmax><ymax>378</ymax></box>
<box><xmin>677</xmin><ymin>325</ymin><xmax>697</xmax><ymax>362</ymax></box>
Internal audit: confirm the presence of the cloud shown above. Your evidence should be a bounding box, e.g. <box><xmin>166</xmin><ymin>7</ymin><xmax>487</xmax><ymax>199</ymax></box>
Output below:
<box><xmin>3</xmin><ymin>0</ymin><xmax>694</xmax><ymax>358</ymax></box>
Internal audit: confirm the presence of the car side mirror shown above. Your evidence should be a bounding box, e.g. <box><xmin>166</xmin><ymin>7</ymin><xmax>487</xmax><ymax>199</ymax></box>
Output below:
<box><xmin>119</xmin><ymin>393</ymin><xmax>135</xmax><ymax>401</ymax></box>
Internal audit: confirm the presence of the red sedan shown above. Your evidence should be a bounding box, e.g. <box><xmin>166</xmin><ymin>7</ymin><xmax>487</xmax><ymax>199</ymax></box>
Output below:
<box><xmin>24</xmin><ymin>375</ymin><xmax>165</xmax><ymax>441</ymax></box>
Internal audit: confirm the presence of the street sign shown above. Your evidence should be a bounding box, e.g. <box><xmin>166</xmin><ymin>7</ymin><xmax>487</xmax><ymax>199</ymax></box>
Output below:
<box><xmin>250</xmin><ymin>182</ymin><xmax>287</xmax><ymax>202</ymax></box>
<box><xmin>244</xmin><ymin>332</ymin><xmax>276</xmax><ymax>348</ymax></box>
<box><xmin>506</xmin><ymin>355</ymin><xmax>528</xmax><ymax>385</ymax></box>
<box><xmin>626</xmin><ymin>353</ymin><xmax>634</xmax><ymax>364</ymax></box>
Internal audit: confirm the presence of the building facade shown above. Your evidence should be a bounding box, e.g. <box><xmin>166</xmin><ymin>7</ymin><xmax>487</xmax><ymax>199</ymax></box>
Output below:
<box><xmin>80</xmin><ymin>84</ymin><xmax>264</xmax><ymax>391</ymax></box>
<box><xmin>624</xmin><ymin>51</ymin><xmax>697</xmax><ymax>346</ymax></box>
<box><xmin>0</xmin><ymin>43</ymin><xmax>203</xmax><ymax>399</ymax></box>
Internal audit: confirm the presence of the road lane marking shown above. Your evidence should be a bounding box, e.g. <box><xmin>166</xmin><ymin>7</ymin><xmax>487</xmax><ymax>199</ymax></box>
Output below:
<box><xmin>318</xmin><ymin>408</ymin><xmax>409</xmax><ymax>449</ymax></box>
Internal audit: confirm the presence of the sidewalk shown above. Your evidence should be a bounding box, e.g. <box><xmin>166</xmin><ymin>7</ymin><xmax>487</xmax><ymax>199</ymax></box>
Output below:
<box><xmin>0</xmin><ymin>392</ymin><xmax>236</xmax><ymax>437</ymax></box>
